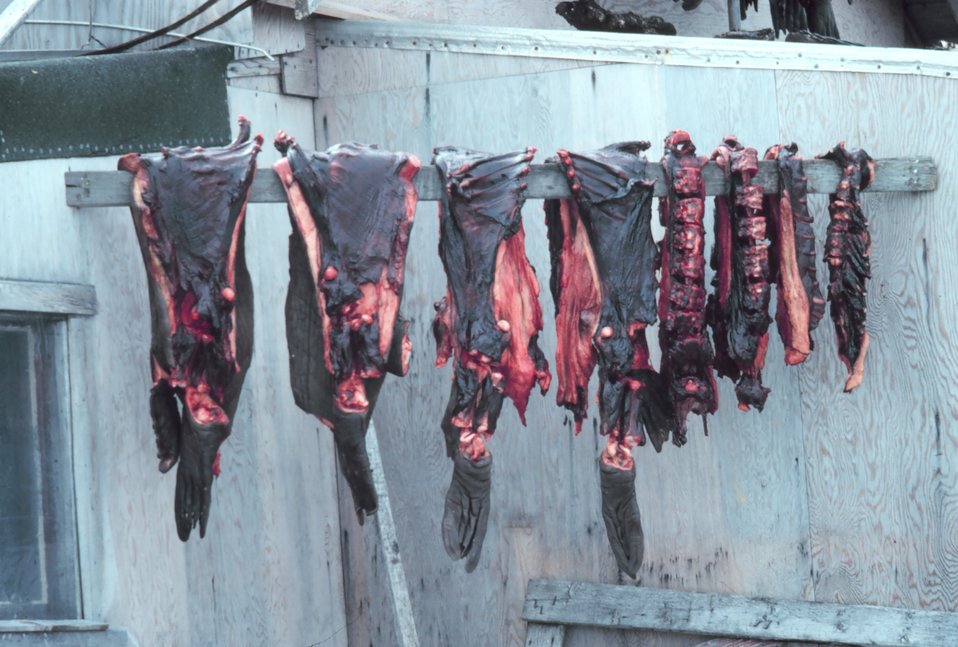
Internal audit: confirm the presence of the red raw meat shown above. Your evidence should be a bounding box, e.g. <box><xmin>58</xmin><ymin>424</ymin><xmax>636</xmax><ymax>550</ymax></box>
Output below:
<box><xmin>274</xmin><ymin>135</ymin><xmax>419</xmax><ymax>520</ymax></box>
<box><xmin>433</xmin><ymin>146</ymin><xmax>551</xmax><ymax>572</ymax></box>
<box><xmin>820</xmin><ymin>142</ymin><xmax>874</xmax><ymax>392</ymax></box>
<box><xmin>708</xmin><ymin>136</ymin><xmax>772</xmax><ymax>412</ymax></box>
<box><xmin>119</xmin><ymin>116</ymin><xmax>262</xmax><ymax>541</ymax></box>
<box><xmin>658</xmin><ymin>130</ymin><xmax>718</xmax><ymax>441</ymax></box>
<box><xmin>764</xmin><ymin>143</ymin><xmax>826</xmax><ymax>365</ymax></box>
<box><xmin>545</xmin><ymin>142</ymin><xmax>676</xmax><ymax>577</ymax></box>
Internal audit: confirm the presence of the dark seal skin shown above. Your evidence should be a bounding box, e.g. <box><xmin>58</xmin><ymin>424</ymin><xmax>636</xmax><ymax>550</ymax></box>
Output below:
<box><xmin>273</xmin><ymin>135</ymin><xmax>419</xmax><ymax>523</ymax></box>
<box><xmin>658</xmin><ymin>130</ymin><xmax>719</xmax><ymax>444</ymax></box>
<box><xmin>556</xmin><ymin>0</ymin><xmax>677</xmax><ymax>35</ymax></box>
<box><xmin>433</xmin><ymin>146</ymin><xmax>551</xmax><ymax>573</ymax></box>
<box><xmin>708</xmin><ymin>137</ymin><xmax>772</xmax><ymax>412</ymax></box>
<box><xmin>544</xmin><ymin>142</ymin><xmax>677</xmax><ymax>577</ymax></box>
<box><xmin>119</xmin><ymin>116</ymin><xmax>262</xmax><ymax>541</ymax></box>
<box><xmin>820</xmin><ymin>142</ymin><xmax>874</xmax><ymax>393</ymax></box>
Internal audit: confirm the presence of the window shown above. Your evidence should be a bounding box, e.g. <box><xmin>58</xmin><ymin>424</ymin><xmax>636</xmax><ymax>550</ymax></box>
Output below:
<box><xmin>0</xmin><ymin>314</ymin><xmax>80</xmax><ymax>620</ymax></box>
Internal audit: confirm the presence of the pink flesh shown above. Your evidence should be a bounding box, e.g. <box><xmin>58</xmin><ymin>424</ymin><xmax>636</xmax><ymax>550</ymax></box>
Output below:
<box><xmin>552</xmin><ymin>200</ymin><xmax>601</xmax><ymax>433</ymax></box>
<box><xmin>601</xmin><ymin>436</ymin><xmax>638</xmax><ymax>471</ymax></box>
<box><xmin>491</xmin><ymin>222</ymin><xmax>552</xmax><ymax>422</ymax></box>
<box><xmin>771</xmin><ymin>179</ymin><xmax>812</xmax><ymax>365</ymax></box>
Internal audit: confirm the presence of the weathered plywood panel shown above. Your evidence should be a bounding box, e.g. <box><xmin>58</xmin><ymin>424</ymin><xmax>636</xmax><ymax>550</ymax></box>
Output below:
<box><xmin>317</xmin><ymin>52</ymin><xmax>952</xmax><ymax>647</ymax></box>
<box><xmin>776</xmin><ymin>70</ymin><xmax>958</xmax><ymax>613</ymax></box>
<box><xmin>316</xmin><ymin>62</ymin><xmax>824</xmax><ymax>647</ymax></box>
<box><xmin>0</xmin><ymin>89</ymin><xmax>346</xmax><ymax>647</ymax></box>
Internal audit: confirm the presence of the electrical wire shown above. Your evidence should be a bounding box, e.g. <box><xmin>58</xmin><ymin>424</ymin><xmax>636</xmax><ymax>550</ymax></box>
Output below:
<box><xmin>79</xmin><ymin>0</ymin><xmax>223</xmax><ymax>56</ymax></box>
<box><xmin>158</xmin><ymin>0</ymin><xmax>261</xmax><ymax>50</ymax></box>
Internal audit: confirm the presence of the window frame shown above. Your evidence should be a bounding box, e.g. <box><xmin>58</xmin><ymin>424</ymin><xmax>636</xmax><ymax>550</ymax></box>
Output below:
<box><xmin>0</xmin><ymin>279</ymin><xmax>96</xmax><ymax>625</ymax></box>
<box><xmin>0</xmin><ymin>314</ymin><xmax>81</xmax><ymax>620</ymax></box>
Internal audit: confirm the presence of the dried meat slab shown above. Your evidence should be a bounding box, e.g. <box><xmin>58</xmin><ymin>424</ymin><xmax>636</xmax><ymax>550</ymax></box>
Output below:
<box><xmin>274</xmin><ymin>136</ymin><xmax>419</xmax><ymax>521</ymax></box>
<box><xmin>821</xmin><ymin>142</ymin><xmax>874</xmax><ymax>393</ymax></box>
<box><xmin>119</xmin><ymin>116</ymin><xmax>262</xmax><ymax>541</ymax></box>
<box><xmin>545</xmin><ymin>142</ymin><xmax>676</xmax><ymax>577</ymax></box>
<box><xmin>433</xmin><ymin>146</ymin><xmax>551</xmax><ymax>572</ymax></box>
<box><xmin>708</xmin><ymin>137</ymin><xmax>772</xmax><ymax>412</ymax></box>
<box><xmin>659</xmin><ymin>130</ymin><xmax>718</xmax><ymax>441</ymax></box>
<box><xmin>764</xmin><ymin>143</ymin><xmax>825</xmax><ymax>366</ymax></box>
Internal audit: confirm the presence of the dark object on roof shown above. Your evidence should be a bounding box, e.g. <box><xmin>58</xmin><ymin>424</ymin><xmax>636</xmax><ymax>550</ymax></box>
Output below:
<box><xmin>769</xmin><ymin>0</ymin><xmax>851</xmax><ymax>40</ymax></box>
<box><xmin>716</xmin><ymin>28</ymin><xmax>776</xmax><ymax>40</ymax></box>
<box><xmin>556</xmin><ymin>0</ymin><xmax>677</xmax><ymax>35</ymax></box>
<box><xmin>678</xmin><ymin>0</ymin><xmax>756</xmax><ymax>20</ymax></box>
<box><xmin>903</xmin><ymin>0</ymin><xmax>958</xmax><ymax>47</ymax></box>
<box><xmin>785</xmin><ymin>29</ymin><xmax>861</xmax><ymax>45</ymax></box>
<box><xmin>0</xmin><ymin>46</ymin><xmax>232</xmax><ymax>163</ymax></box>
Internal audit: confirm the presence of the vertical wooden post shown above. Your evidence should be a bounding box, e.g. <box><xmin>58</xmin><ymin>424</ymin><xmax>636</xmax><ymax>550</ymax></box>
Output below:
<box><xmin>728</xmin><ymin>0</ymin><xmax>741</xmax><ymax>31</ymax></box>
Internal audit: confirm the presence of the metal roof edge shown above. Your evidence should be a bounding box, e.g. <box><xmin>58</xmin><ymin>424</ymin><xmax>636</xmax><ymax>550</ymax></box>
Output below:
<box><xmin>314</xmin><ymin>19</ymin><xmax>958</xmax><ymax>79</ymax></box>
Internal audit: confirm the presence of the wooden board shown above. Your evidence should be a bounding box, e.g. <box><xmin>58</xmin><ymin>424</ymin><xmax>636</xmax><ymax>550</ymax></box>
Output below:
<box><xmin>776</xmin><ymin>70</ymin><xmax>958</xmax><ymax>615</ymax></box>
<box><xmin>0</xmin><ymin>278</ymin><xmax>96</xmax><ymax>316</ymax></box>
<box><xmin>311</xmin><ymin>56</ymin><xmax>958</xmax><ymax>647</ymax></box>
<box><xmin>64</xmin><ymin>156</ymin><xmax>938</xmax><ymax>208</ymax></box>
<box><xmin>523</xmin><ymin>579</ymin><xmax>958</xmax><ymax>646</ymax></box>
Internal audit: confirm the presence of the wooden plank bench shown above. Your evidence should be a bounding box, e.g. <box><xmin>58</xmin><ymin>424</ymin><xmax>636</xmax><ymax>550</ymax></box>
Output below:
<box><xmin>522</xmin><ymin>579</ymin><xmax>958</xmax><ymax>647</ymax></box>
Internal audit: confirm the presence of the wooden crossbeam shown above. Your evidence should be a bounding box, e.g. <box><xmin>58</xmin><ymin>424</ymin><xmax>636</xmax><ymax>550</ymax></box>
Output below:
<box><xmin>64</xmin><ymin>156</ymin><xmax>937</xmax><ymax>209</ymax></box>
<box><xmin>522</xmin><ymin>579</ymin><xmax>958</xmax><ymax>647</ymax></box>
<box><xmin>0</xmin><ymin>279</ymin><xmax>97</xmax><ymax>317</ymax></box>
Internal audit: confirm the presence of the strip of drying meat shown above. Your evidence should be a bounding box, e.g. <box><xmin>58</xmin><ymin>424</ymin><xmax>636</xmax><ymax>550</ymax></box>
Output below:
<box><xmin>708</xmin><ymin>137</ymin><xmax>772</xmax><ymax>412</ymax></box>
<box><xmin>119</xmin><ymin>116</ymin><xmax>262</xmax><ymax>541</ymax></box>
<box><xmin>274</xmin><ymin>135</ymin><xmax>419</xmax><ymax>521</ymax></box>
<box><xmin>433</xmin><ymin>146</ymin><xmax>551</xmax><ymax>573</ymax></box>
<box><xmin>545</xmin><ymin>142</ymin><xmax>676</xmax><ymax>578</ymax></box>
<box><xmin>763</xmin><ymin>143</ymin><xmax>826</xmax><ymax>366</ymax></box>
<box><xmin>658</xmin><ymin>130</ymin><xmax>718</xmax><ymax>442</ymax></box>
<box><xmin>820</xmin><ymin>142</ymin><xmax>874</xmax><ymax>393</ymax></box>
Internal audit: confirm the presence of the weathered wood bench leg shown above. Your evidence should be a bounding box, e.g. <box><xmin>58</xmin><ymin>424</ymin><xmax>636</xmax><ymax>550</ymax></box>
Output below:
<box><xmin>525</xmin><ymin>622</ymin><xmax>566</xmax><ymax>647</ymax></box>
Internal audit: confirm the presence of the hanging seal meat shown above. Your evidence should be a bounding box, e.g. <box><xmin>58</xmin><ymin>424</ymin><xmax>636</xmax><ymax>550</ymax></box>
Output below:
<box><xmin>708</xmin><ymin>137</ymin><xmax>772</xmax><ymax>412</ymax></box>
<box><xmin>658</xmin><ymin>130</ymin><xmax>718</xmax><ymax>441</ymax></box>
<box><xmin>545</xmin><ymin>142</ymin><xmax>676</xmax><ymax>577</ymax></box>
<box><xmin>433</xmin><ymin>146</ymin><xmax>551</xmax><ymax>572</ymax></box>
<box><xmin>274</xmin><ymin>136</ymin><xmax>419</xmax><ymax>520</ymax></box>
<box><xmin>764</xmin><ymin>144</ymin><xmax>826</xmax><ymax>365</ymax></box>
<box><xmin>820</xmin><ymin>142</ymin><xmax>874</xmax><ymax>392</ymax></box>
<box><xmin>119</xmin><ymin>116</ymin><xmax>262</xmax><ymax>541</ymax></box>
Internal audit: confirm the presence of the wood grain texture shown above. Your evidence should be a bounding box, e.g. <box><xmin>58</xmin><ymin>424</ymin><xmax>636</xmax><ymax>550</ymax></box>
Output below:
<box><xmin>524</xmin><ymin>579</ymin><xmax>958</xmax><ymax>645</ymax></box>
<box><xmin>776</xmin><ymin>70</ymin><xmax>958</xmax><ymax>615</ymax></box>
<box><xmin>0</xmin><ymin>278</ymin><xmax>96</xmax><ymax>315</ymax></box>
<box><xmin>314</xmin><ymin>53</ymin><xmax>955</xmax><ymax>647</ymax></box>
<box><xmin>315</xmin><ymin>63</ymin><xmax>811</xmax><ymax>647</ymax></box>
<box><xmin>525</xmin><ymin>622</ymin><xmax>566</xmax><ymax>646</ymax></box>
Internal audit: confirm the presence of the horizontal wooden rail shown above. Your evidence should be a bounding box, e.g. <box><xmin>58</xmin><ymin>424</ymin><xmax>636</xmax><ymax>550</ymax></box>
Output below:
<box><xmin>522</xmin><ymin>579</ymin><xmax>958</xmax><ymax>646</ymax></box>
<box><xmin>0</xmin><ymin>279</ymin><xmax>97</xmax><ymax>316</ymax></box>
<box><xmin>65</xmin><ymin>156</ymin><xmax>936</xmax><ymax>208</ymax></box>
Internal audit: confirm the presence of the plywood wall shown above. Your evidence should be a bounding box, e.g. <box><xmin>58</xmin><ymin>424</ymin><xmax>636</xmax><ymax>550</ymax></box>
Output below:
<box><xmin>315</xmin><ymin>50</ymin><xmax>957</xmax><ymax>646</ymax></box>
<box><xmin>0</xmin><ymin>84</ymin><xmax>350</xmax><ymax>646</ymax></box>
